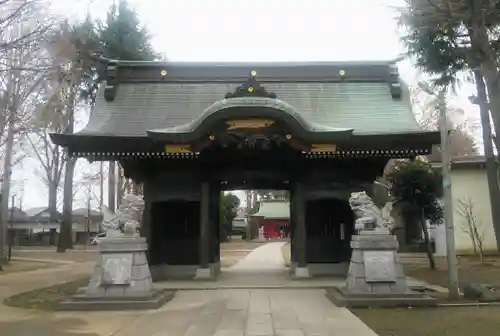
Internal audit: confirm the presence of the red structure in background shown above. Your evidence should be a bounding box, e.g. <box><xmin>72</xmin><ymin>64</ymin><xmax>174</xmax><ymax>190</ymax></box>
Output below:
<box><xmin>251</xmin><ymin>200</ymin><xmax>290</xmax><ymax>239</ymax></box>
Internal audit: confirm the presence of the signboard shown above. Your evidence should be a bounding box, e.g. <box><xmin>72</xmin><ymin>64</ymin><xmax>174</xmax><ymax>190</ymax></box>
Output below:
<box><xmin>101</xmin><ymin>253</ymin><xmax>133</xmax><ymax>285</ymax></box>
<box><xmin>363</xmin><ymin>251</ymin><xmax>396</xmax><ymax>283</ymax></box>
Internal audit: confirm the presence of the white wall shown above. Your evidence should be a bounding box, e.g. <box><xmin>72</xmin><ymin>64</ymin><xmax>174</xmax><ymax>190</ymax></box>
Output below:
<box><xmin>451</xmin><ymin>168</ymin><xmax>498</xmax><ymax>253</ymax></box>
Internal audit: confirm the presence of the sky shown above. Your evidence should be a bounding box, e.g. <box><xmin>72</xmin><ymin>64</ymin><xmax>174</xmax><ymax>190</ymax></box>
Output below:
<box><xmin>11</xmin><ymin>0</ymin><xmax>481</xmax><ymax>210</ymax></box>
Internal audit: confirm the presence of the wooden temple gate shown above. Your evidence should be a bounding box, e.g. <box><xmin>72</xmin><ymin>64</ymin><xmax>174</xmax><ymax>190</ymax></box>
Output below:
<box><xmin>51</xmin><ymin>60</ymin><xmax>439</xmax><ymax>279</ymax></box>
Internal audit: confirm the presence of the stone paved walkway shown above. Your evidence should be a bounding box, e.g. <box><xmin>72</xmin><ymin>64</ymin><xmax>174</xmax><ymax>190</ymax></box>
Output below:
<box><xmin>229</xmin><ymin>242</ymin><xmax>287</xmax><ymax>272</ymax></box>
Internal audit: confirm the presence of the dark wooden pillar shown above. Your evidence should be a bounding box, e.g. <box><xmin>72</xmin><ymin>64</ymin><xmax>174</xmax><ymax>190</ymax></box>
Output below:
<box><xmin>293</xmin><ymin>181</ymin><xmax>307</xmax><ymax>268</ymax></box>
<box><xmin>289</xmin><ymin>190</ymin><xmax>297</xmax><ymax>264</ymax></box>
<box><xmin>209</xmin><ymin>187</ymin><xmax>220</xmax><ymax>263</ymax></box>
<box><xmin>199</xmin><ymin>182</ymin><xmax>210</xmax><ymax>268</ymax></box>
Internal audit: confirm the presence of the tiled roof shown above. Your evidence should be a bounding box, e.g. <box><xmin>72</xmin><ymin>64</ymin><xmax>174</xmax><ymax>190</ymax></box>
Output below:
<box><xmin>73</xmin><ymin>60</ymin><xmax>421</xmax><ymax>138</ymax></box>
<box><xmin>252</xmin><ymin>200</ymin><xmax>290</xmax><ymax>219</ymax></box>
<box><xmin>78</xmin><ymin>81</ymin><xmax>418</xmax><ymax>137</ymax></box>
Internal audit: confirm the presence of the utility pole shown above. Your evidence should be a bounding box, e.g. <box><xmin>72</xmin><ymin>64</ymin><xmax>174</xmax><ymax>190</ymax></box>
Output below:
<box><xmin>437</xmin><ymin>89</ymin><xmax>460</xmax><ymax>299</ymax></box>
<box><xmin>470</xmin><ymin>70</ymin><xmax>500</xmax><ymax>251</ymax></box>
<box><xmin>418</xmin><ymin>82</ymin><xmax>460</xmax><ymax>299</ymax></box>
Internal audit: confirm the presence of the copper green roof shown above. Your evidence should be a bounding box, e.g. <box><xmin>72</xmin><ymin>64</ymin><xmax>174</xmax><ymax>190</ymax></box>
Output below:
<box><xmin>252</xmin><ymin>200</ymin><xmax>290</xmax><ymax>219</ymax></box>
<box><xmin>50</xmin><ymin>60</ymin><xmax>440</xmax><ymax>155</ymax></box>
<box><xmin>75</xmin><ymin>60</ymin><xmax>418</xmax><ymax>137</ymax></box>
<box><xmin>79</xmin><ymin>80</ymin><xmax>417</xmax><ymax>137</ymax></box>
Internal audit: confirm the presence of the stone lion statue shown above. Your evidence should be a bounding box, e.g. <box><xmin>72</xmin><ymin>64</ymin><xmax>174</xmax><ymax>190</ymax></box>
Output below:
<box><xmin>100</xmin><ymin>194</ymin><xmax>145</xmax><ymax>238</ymax></box>
<box><xmin>349</xmin><ymin>191</ymin><xmax>394</xmax><ymax>231</ymax></box>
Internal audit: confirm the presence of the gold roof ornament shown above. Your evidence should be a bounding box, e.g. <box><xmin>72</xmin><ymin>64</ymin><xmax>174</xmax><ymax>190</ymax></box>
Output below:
<box><xmin>339</xmin><ymin>70</ymin><xmax>346</xmax><ymax>77</ymax></box>
<box><xmin>226</xmin><ymin>119</ymin><xmax>275</xmax><ymax>130</ymax></box>
<box><xmin>164</xmin><ymin>144</ymin><xmax>191</xmax><ymax>153</ymax></box>
<box><xmin>160</xmin><ymin>70</ymin><xmax>167</xmax><ymax>76</ymax></box>
<box><xmin>224</xmin><ymin>69</ymin><xmax>276</xmax><ymax>99</ymax></box>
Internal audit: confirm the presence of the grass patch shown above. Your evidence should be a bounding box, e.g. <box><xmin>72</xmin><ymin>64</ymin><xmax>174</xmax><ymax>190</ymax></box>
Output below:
<box><xmin>3</xmin><ymin>277</ymin><xmax>89</xmax><ymax>311</ymax></box>
<box><xmin>352</xmin><ymin>306</ymin><xmax>500</xmax><ymax>336</ymax></box>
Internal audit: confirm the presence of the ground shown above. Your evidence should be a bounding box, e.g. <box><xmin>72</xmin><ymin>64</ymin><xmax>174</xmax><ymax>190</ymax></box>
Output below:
<box><xmin>278</xmin><ymin>244</ymin><xmax>500</xmax><ymax>336</ymax></box>
<box><xmin>2</xmin><ymin>238</ymin><xmax>265</xmax><ymax>310</ymax></box>
<box><xmin>9</xmin><ymin>237</ymin><xmax>265</xmax><ymax>268</ymax></box>
<box><xmin>4</xmin><ymin>242</ymin><xmax>500</xmax><ymax>336</ymax></box>
<box><xmin>281</xmin><ymin>243</ymin><xmax>291</xmax><ymax>267</ymax></box>
<box><xmin>280</xmin><ymin>243</ymin><xmax>500</xmax><ymax>290</ymax></box>
<box><xmin>352</xmin><ymin>306</ymin><xmax>500</xmax><ymax>336</ymax></box>
<box><xmin>0</xmin><ymin>260</ymin><xmax>55</xmax><ymax>274</ymax></box>
<box><xmin>357</xmin><ymin>254</ymin><xmax>500</xmax><ymax>336</ymax></box>
<box><xmin>401</xmin><ymin>254</ymin><xmax>500</xmax><ymax>289</ymax></box>
<box><xmin>0</xmin><ymin>241</ymin><xmax>376</xmax><ymax>336</ymax></box>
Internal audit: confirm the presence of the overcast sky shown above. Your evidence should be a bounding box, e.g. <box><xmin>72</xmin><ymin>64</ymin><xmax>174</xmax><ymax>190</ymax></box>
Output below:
<box><xmin>12</xmin><ymin>0</ymin><xmax>480</xmax><ymax>210</ymax></box>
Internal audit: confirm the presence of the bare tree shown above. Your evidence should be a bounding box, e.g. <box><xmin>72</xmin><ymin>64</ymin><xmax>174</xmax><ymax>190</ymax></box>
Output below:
<box><xmin>73</xmin><ymin>161</ymin><xmax>107</xmax><ymax>210</ymax></box>
<box><xmin>0</xmin><ymin>11</ymin><xmax>48</xmax><ymax>261</ymax></box>
<box><xmin>0</xmin><ymin>0</ymin><xmax>53</xmax><ymax>61</ymax></box>
<box><xmin>410</xmin><ymin>79</ymin><xmax>479</xmax><ymax>159</ymax></box>
<box><xmin>44</xmin><ymin>20</ymin><xmax>100</xmax><ymax>252</ymax></box>
<box><xmin>456</xmin><ymin>197</ymin><xmax>485</xmax><ymax>263</ymax></box>
<box><xmin>25</xmin><ymin>75</ymin><xmax>71</xmax><ymax>219</ymax></box>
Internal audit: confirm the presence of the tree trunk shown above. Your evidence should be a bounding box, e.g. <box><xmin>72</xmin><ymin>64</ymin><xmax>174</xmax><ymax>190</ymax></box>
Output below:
<box><xmin>472</xmin><ymin>70</ymin><xmax>500</xmax><ymax>251</ymax></box>
<box><xmin>419</xmin><ymin>210</ymin><xmax>435</xmax><ymax>270</ymax></box>
<box><xmin>0</xmin><ymin>121</ymin><xmax>15</xmax><ymax>263</ymax></box>
<box><xmin>57</xmin><ymin>157</ymin><xmax>75</xmax><ymax>252</ymax></box>
<box><xmin>48</xmin><ymin>181</ymin><xmax>58</xmax><ymax>220</ymax></box>
<box><xmin>57</xmin><ymin>86</ymin><xmax>77</xmax><ymax>253</ymax></box>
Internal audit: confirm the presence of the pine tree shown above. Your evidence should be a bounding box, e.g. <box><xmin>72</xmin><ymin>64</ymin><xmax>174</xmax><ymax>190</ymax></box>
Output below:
<box><xmin>99</xmin><ymin>0</ymin><xmax>157</xmax><ymax>61</ymax></box>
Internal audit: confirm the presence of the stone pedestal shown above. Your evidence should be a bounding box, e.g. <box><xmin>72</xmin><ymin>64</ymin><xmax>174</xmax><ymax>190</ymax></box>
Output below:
<box><xmin>326</xmin><ymin>229</ymin><xmax>436</xmax><ymax>308</ymax></box>
<box><xmin>58</xmin><ymin>237</ymin><xmax>174</xmax><ymax>311</ymax></box>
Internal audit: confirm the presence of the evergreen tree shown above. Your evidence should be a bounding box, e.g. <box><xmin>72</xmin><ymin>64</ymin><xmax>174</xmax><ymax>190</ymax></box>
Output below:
<box><xmin>399</xmin><ymin>0</ymin><xmax>500</xmax><ymax>250</ymax></box>
<box><xmin>386</xmin><ymin>160</ymin><xmax>443</xmax><ymax>269</ymax></box>
<box><xmin>220</xmin><ymin>193</ymin><xmax>240</xmax><ymax>242</ymax></box>
<box><xmin>99</xmin><ymin>0</ymin><xmax>157</xmax><ymax>61</ymax></box>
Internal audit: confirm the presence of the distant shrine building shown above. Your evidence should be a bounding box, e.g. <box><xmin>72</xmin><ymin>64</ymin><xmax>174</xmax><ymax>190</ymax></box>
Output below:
<box><xmin>251</xmin><ymin>200</ymin><xmax>291</xmax><ymax>239</ymax></box>
<box><xmin>51</xmin><ymin>60</ymin><xmax>439</xmax><ymax>279</ymax></box>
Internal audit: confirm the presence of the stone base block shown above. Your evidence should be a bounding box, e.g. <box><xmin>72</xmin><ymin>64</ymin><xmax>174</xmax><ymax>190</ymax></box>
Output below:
<box><xmin>57</xmin><ymin>289</ymin><xmax>174</xmax><ymax>311</ymax></box>
<box><xmin>326</xmin><ymin>287</ymin><xmax>437</xmax><ymax>308</ymax></box>
<box><xmin>292</xmin><ymin>266</ymin><xmax>310</xmax><ymax>279</ymax></box>
<box><xmin>195</xmin><ymin>266</ymin><xmax>219</xmax><ymax>280</ymax></box>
